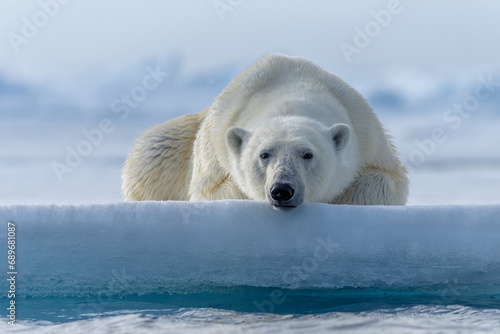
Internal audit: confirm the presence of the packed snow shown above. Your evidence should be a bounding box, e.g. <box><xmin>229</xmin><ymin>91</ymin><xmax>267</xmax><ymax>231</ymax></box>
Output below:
<box><xmin>1</xmin><ymin>201</ymin><xmax>499</xmax><ymax>299</ymax></box>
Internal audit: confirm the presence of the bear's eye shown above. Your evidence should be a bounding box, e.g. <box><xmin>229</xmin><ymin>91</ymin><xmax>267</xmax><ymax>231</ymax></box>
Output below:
<box><xmin>260</xmin><ymin>152</ymin><xmax>270</xmax><ymax>160</ymax></box>
<box><xmin>302</xmin><ymin>153</ymin><xmax>314</xmax><ymax>160</ymax></box>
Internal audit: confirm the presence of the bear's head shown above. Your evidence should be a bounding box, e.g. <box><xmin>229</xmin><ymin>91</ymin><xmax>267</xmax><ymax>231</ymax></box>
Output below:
<box><xmin>225</xmin><ymin>116</ymin><xmax>352</xmax><ymax>210</ymax></box>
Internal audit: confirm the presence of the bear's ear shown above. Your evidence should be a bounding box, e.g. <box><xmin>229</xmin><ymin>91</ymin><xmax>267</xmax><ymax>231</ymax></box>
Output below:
<box><xmin>329</xmin><ymin>123</ymin><xmax>350</xmax><ymax>151</ymax></box>
<box><xmin>226</xmin><ymin>126</ymin><xmax>250</xmax><ymax>155</ymax></box>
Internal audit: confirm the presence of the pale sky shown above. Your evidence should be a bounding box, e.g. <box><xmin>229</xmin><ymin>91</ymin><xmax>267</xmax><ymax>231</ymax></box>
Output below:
<box><xmin>1</xmin><ymin>0</ymin><xmax>499</xmax><ymax>78</ymax></box>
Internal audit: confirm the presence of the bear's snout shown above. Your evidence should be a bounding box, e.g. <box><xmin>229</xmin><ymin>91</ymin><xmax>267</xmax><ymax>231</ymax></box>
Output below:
<box><xmin>271</xmin><ymin>183</ymin><xmax>294</xmax><ymax>202</ymax></box>
<box><xmin>269</xmin><ymin>183</ymin><xmax>298</xmax><ymax>209</ymax></box>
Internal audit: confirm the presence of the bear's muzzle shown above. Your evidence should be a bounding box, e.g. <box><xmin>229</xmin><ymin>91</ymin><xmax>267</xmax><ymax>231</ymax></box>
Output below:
<box><xmin>269</xmin><ymin>183</ymin><xmax>302</xmax><ymax>210</ymax></box>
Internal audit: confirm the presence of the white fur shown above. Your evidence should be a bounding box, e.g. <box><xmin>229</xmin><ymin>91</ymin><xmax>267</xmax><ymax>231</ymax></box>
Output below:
<box><xmin>122</xmin><ymin>54</ymin><xmax>409</xmax><ymax>206</ymax></box>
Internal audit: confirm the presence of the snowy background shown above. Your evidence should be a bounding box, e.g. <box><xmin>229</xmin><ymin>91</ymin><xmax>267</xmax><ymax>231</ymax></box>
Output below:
<box><xmin>1</xmin><ymin>0</ymin><xmax>499</xmax><ymax>205</ymax></box>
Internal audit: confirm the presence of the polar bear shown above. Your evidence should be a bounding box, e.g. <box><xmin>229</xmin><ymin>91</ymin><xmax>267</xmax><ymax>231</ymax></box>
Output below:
<box><xmin>122</xmin><ymin>54</ymin><xmax>409</xmax><ymax>208</ymax></box>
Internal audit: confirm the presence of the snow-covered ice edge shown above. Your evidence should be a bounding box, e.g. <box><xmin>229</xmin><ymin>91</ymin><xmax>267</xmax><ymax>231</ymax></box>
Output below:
<box><xmin>0</xmin><ymin>201</ymin><xmax>499</xmax><ymax>299</ymax></box>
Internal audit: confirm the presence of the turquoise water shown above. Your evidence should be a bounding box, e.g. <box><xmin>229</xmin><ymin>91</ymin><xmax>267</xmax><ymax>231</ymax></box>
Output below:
<box><xmin>3</xmin><ymin>286</ymin><xmax>500</xmax><ymax>333</ymax></box>
<box><xmin>8</xmin><ymin>286</ymin><xmax>500</xmax><ymax>322</ymax></box>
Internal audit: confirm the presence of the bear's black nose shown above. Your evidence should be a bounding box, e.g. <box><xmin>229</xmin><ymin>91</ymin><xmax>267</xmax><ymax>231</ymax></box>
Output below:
<box><xmin>270</xmin><ymin>183</ymin><xmax>295</xmax><ymax>202</ymax></box>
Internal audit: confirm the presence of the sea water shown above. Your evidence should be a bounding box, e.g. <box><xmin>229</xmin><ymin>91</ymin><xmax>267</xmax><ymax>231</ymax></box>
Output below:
<box><xmin>2</xmin><ymin>298</ymin><xmax>500</xmax><ymax>333</ymax></box>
